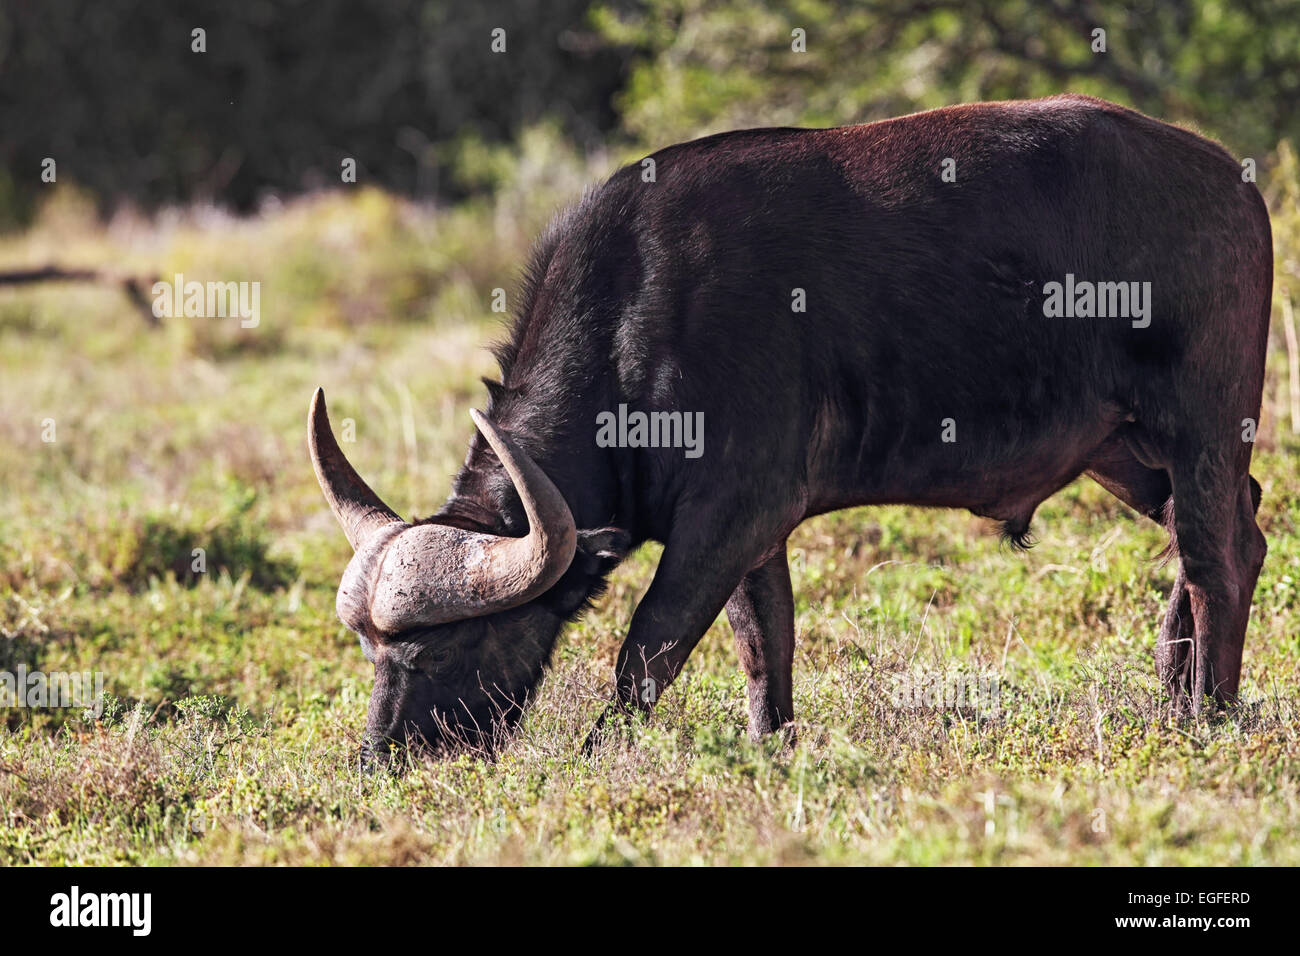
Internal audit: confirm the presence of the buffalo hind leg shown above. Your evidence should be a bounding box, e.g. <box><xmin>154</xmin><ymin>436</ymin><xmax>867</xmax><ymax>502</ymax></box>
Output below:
<box><xmin>1168</xmin><ymin>454</ymin><xmax>1266</xmax><ymax>713</ymax></box>
<box><xmin>1084</xmin><ymin>443</ymin><xmax>1194</xmax><ymax>706</ymax></box>
<box><xmin>1186</xmin><ymin>470</ymin><xmax>1265</xmax><ymax>707</ymax></box>
<box><xmin>1222</xmin><ymin>475</ymin><xmax>1266</xmax><ymax>700</ymax></box>
<box><xmin>725</xmin><ymin>544</ymin><xmax>795</xmax><ymax>740</ymax></box>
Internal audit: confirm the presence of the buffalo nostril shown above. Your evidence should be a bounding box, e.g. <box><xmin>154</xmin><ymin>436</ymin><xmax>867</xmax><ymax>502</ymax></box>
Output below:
<box><xmin>359</xmin><ymin>734</ymin><xmax>404</xmax><ymax>773</ymax></box>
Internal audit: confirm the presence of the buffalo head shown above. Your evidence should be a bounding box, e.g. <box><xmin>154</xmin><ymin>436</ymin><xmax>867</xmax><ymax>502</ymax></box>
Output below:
<box><xmin>308</xmin><ymin>388</ymin><xmax>614</xmax><ymax>766</ymax></box>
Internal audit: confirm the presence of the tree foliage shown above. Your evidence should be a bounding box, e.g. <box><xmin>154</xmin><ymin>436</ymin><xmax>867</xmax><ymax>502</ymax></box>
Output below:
<box><xmin>1</xmin><ymin>0</ymin><xmax>1296</xmax><ymax>226</ymax></box>
<box><xmin>0</xmin><ymin>0</ymin><xmax>623</xmax><ymax>225</ymax></box>
<box><xmin>596</xmin><ymin>0</ymin><xmax>1300</xmax><ymax>156</ymax></box>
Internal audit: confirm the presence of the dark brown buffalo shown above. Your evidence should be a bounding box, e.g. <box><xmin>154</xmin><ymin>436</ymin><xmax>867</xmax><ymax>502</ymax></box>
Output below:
<box><xmin>308</xmin><ymin>94</ymin><xmax>1272</xmax><ymax>762</ymax></box>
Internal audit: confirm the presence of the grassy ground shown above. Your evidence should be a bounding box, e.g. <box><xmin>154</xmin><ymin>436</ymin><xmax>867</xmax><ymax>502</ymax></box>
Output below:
<box><xmin>2</xmin><ymin>162</ymin><xmax>1299</xmax><ymax>865</ymax></box>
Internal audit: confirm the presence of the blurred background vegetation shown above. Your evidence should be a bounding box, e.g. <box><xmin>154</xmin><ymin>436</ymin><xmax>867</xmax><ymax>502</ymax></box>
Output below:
<box><xmin>2</xmin><ymin>0</ymin><xmax>1298</xmax><ymax>227</ymax></box>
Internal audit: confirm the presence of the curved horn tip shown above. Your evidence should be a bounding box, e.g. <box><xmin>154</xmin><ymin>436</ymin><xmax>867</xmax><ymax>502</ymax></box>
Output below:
<box><xmin>307</xmin><ymin>385</ymin><xmax>402</xmax><ymax>551</ymax></box>
<box><xmin>308</xmin><ymin>388</ymin><xmax>337</xmax><ymax>458</ymax></box>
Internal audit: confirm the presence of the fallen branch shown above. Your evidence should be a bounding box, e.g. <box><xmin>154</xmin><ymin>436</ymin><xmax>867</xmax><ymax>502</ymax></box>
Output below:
<box><xmin>0</xmin><ymin>264</ymin><xmax>161</xmax><ymax>327</ymax></box>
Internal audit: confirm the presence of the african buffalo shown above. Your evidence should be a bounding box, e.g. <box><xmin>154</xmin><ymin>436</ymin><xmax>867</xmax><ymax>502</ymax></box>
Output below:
<box><xmin>308</xmin><ymin>94</ymin><xmax>1272</xmax><ymax>762</ymax></box>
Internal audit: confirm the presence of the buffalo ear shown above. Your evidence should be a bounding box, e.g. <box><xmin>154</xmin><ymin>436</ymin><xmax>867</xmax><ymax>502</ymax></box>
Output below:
<box><xmin>481</xmin><ymin>377</ymin><xmax>507</xmax><ymax>408</ymax></box>
<box><xmin>576</xmin><ymin>527</ymin><xmax>632</xmax><ymax>565</ymax></box>
<box><xmin>543</xmin><ymin>527</ymin><xmax>632</xmax><ymax>618</ymax></box>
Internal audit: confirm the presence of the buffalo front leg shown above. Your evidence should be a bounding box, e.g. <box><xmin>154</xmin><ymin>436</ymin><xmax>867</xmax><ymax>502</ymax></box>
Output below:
<box><xmin>585</xmin><ymin>509</ymin><xmax>786</xmax><ymax>750</ymax></box>
<box><xmin>725</xmin><ymin>544</ymin><xmax>795</xmax><ymax>739</ymax></box>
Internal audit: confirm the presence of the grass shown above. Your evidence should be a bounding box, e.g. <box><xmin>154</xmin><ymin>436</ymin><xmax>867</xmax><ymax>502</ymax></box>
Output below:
<box><xmin>1</xmin><ymin>143</ymin><xmax>1299</xmax><ymax>865</ymax></box>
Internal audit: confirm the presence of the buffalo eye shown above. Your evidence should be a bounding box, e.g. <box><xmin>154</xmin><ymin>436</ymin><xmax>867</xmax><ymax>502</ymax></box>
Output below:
<box><xmin>419</xmin><ymin>642</ymin><xmax>459</xmax><ymax>676</ymax></box>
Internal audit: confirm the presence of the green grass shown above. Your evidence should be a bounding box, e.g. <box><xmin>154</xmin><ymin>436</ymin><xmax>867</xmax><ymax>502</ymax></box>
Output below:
<box><xmin>1</xmin><ymin>166</ymin><xmax>1299</xmax><ymax>865</ymax></box>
